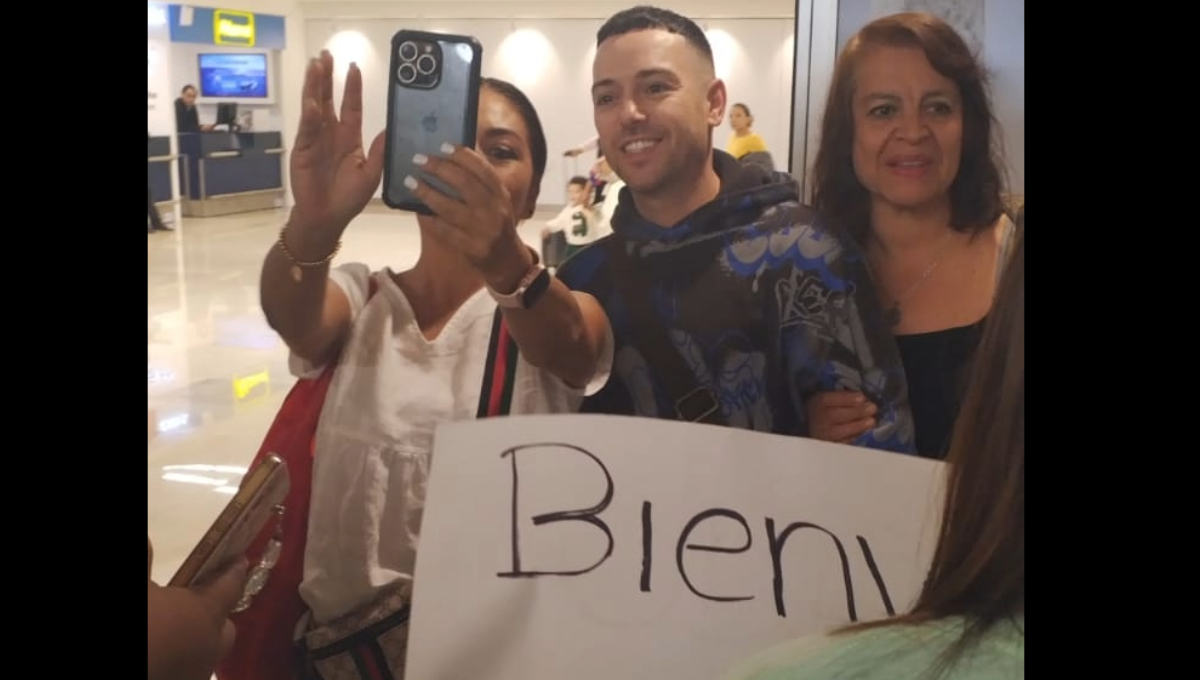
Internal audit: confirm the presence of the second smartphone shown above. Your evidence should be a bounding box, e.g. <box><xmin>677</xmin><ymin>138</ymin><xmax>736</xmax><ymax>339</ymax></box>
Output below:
<box><xmin>169</xmin><ymin>453</ymin><xmax>290</xmax><ymax>589</ymax></box>
<box><xmin>381</xmin><ymin>30</ymin><xmax>483</xmax><ymax>214</ymax></box>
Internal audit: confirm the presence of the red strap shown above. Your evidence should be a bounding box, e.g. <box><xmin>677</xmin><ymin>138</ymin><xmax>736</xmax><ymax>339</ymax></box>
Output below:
<box><xmin>217</xmin><ymin>272</ymin><xmax>384</xmax><ymax>680</ymax></box>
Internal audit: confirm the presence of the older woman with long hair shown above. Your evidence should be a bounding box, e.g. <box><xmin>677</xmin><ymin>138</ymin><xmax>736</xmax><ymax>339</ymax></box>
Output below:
<box><xmin>724</xmin><ymin>219</ymin><xmax>1024</xmax><ymax>680</ymax></box>
<box><xmin>805</xmin><ymin>13</ymin><xmax>1018</xmax><ymax>459</ymax></box>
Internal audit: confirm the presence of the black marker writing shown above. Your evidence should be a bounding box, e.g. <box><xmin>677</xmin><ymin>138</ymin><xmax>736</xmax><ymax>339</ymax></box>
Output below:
<box><xmin>766</xmin><ymin>520</ymin><xmax>856</xmax><ymax>619</ymax></box>
<box><xmin>491</xmin><ymin>443</ymin><xmax>899</xmax><ymax>620</ymax></box>
<box><xmin>857</xmin><ymin>535</ymin><xmax>896</xmax><ymax>617</ymax></box>
<box><xmin>766</xmin><ymin>519</ymin><xmax>895</xmax><ymax>620</ymax></box>
<box><xmin>640</xmin><ymin>501</ymin><xmax>652</xmax><ymax>592</ymax></box>
<box><xmin>675</xmin><ymin>508</ymin><xmax>755</xmax><ymax>602</ymax></box>
<box><xmin>497</xmin><ymin>443</ymin><xmax>614</xmax><ymax>578</ymax></box>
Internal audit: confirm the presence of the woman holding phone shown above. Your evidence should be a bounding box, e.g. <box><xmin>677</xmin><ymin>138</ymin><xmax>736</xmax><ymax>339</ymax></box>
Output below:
<box><xmin>220</xmin><ymin>51</ymin><xmax>612</xmax><ymax>680</ymax></box>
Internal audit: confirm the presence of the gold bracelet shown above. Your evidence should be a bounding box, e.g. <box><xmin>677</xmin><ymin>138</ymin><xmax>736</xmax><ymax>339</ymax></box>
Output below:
<box><xmin>278</xmin><ymin>226</ymin><xmax>341</xmax><ymax>282</ymax></box>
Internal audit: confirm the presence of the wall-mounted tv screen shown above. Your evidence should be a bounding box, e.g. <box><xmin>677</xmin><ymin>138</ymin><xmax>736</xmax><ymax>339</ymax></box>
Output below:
<box><xmin>198</xmin><ymin>52</ymin><xmax>268</xmax><ymax>99</ymax></box>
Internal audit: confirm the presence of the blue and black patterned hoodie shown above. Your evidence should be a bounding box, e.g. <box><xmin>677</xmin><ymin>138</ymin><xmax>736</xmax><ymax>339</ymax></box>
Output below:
<box><xmin>557</xmin><ymin>150</ymin><xmax>915</xmax><ymax>454</ymax></box>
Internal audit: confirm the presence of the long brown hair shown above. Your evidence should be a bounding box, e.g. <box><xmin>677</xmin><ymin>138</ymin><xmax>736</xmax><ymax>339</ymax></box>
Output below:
<box><xmin>845</xmin><ymin>217</ymin><xmax>1024</xmax><ymax>655</ymax></box>
<box><xmin>810</xmin><ymin>12</ymin><xmax>1006</xmax><ymax>245</ymax></box>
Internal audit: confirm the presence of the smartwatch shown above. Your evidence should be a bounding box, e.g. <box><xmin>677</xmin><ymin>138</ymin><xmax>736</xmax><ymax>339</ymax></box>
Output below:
<box><xmin>487</xmin><ymin>263</ymin><xmax>552</xmax><ymax>310</ymax></box>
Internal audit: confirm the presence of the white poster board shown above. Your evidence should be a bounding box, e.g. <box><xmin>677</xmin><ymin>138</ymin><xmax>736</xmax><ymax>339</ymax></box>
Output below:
<box><xmin>407</xmin><ymin>415</ymin><xmax>945</xmax><ymax>680</ymax></box>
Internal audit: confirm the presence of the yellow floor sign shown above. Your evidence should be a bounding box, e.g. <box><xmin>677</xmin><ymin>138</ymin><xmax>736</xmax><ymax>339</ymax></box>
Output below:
<box><xmin>232</xmin><ymin>368</ymin><xmax>270</xmax><ymax>402</ymax></box>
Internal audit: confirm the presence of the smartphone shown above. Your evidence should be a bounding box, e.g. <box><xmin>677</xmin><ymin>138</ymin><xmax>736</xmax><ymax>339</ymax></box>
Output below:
<box><xmin>381</xmin><ymin>30</ymin><xmax>483</xmax><ymax>214</ymax></box>
<box><xmin>169</xmin><ymin>453</ymin><xmax>290</xmax><ymax>588</ymax></box>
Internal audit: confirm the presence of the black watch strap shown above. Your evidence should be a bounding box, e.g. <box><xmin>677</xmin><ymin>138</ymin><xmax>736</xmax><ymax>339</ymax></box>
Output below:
<box><xmin>520</xmin><ymin>267</ymin><xmax>552</xmax><ymax>309</ymax></box>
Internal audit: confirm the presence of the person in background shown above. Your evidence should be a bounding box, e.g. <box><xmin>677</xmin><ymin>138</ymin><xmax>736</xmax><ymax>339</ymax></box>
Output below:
<box><xmin>175</xmin><ymin>84</ymin><xmax>215</xmax><ymax>133</ymax></box>
<box><xmin>543</xmin><ymin>175</ymin><xmax>600</xmax><ymax>264</ymax></box>
<box><xmin>589</xmin><ymin>152</ymin><xmax>612</xmax><ymax>204</ymax></box>
<box><xmin>148</xmin><ymin>537</ymin><xmax>249</xmax><ymax>680</ymax></box>
<box><xmin>148</xmin><ymin>132</ymin><xmax>171</xmax><ymax>233</ymax></box>
<box><xmin>555</xmin><ymin>5</ymin><xmax>913</xmax><ymax>452</ymax></box>
<box><xmin>563</xmin><ymin>134</ymin><xmax>600</xmax><ymax>158</ymax></box>
<box><xmin>804</xmin><ymin>12</ymin><xmax>1016</xmax><ymax>458</ymax></box>
<box><xmin>148</xmin><ymin>182</ymin><xmax>170</xmax><ymax>233</ymax></box>
<box><xmin>721</xmin><ymin>222</ymin><xmax>1024</xmax><ymax>680</ymax></box>
<box><xmin>589</xmin><ymin>155</ymin><xmax>624</xmax><ymax>238</ymax></box>
<box><xmin>725</xmin><ymin>102</ymin><xmax>769</xmax><ymax>159</ymax></box>
<box><xmin>565</xmin><ymin>136</ymin><xmax>611</xmax><ymax>203</ymax></box>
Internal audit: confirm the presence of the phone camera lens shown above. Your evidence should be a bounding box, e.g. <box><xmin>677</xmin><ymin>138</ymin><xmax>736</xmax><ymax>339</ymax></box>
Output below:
<box><xmin>397</xmin><ymin>63</ymin><xmax>417</xmax><ymax>84</ymax></box>
<box><xmin>398</xmin><ymin>41</ymin><xmax>418</xmax><ymax>61</ymax></box>
<box><xmin>416</xmin><ymin>54</ymin><xmax>437</xmax><ymax>75</ymax></box>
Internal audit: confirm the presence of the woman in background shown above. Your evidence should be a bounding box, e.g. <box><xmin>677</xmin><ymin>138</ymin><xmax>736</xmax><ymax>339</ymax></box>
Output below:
<box><xmin>588</xmin><ymin>155</ymin><xmax>622</xmax><ymax>244</ymax></box>
<box><xmin>804</xmin><ymin>13</ymin><xmax>1016</xmax><ymax>458</ymax></box>
<box><xmin>725</xmin><ymin>103</ymin><xmax>769</xmax><ymax>160</ymax></box>
<box><xmin>723</xmin><ymin>219</ymin><xmax>1024</xmax><ymax>680</ymax></box>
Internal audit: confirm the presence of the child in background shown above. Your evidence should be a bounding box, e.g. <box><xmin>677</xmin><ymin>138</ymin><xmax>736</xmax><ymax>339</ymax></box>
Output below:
<box><xmin>542</xmin><ymin>175</ymin><xmax>599</xmax><ymax>266</ymax></box>
<box><xmin>588</xmin><ymin>156</ymin><xmax>623</xmax><ymax>242</ymax></box>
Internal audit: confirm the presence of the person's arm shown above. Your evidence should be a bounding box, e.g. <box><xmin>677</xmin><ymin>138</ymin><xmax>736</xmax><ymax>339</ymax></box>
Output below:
<box><xmin>564</xmin><ymin>135</ymin><xmax>600</xmax><ymax>157</ymax></box>
<box><xmin>780</xmin><ymin>230</ymin><xmax>914</xmax><ymax>454</ymax></box>
<box><xmin>259</xmin><ymin>219</ymin><xmax>353</xmax><ymax>367</ymax></box>
<box><xmin>485</xmin><ymin>243</ymin><xmax>611</xmax><ymax>390</ymax></box>
<box><xmin>405</xmin><ymin>144</ymin><xmax>612</xmax><ymax>389</ymax></box>
<box><xmin>260</xmin><ymin>52</ymin><xmax>386</xmax><ymax>367</ymax></box>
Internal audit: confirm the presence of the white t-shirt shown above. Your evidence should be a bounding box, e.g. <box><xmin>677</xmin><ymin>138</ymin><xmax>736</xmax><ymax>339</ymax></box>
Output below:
<box><xmin>292</xmin><ymin>263</ymin><xmax>612</xmax><ymax>624</ymax></box>
<box><xmin>594</xmin><ymin>179</ymin><xmax>624</xmax><ymax>238</ymax></box>
<box><xmin>545</xmin><ymin>203</ymin><xmax>605</xmax><ymax>246</ymax></box>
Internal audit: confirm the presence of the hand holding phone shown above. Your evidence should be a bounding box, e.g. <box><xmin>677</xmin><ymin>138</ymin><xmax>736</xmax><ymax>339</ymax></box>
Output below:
<box><xmin>149</xmin><ymin>537</ymin><xmax>247</xmax><ymax>680</ymax></box>
<box><xmin>170</xmin><ymin>453</ymin><xmax>290</xmax><ymax>589</ymax></box>
<box><xmin>286</xmin><ymin>50</ymin><xmax>386</xmax><ymax>249</ymax></box>
<box><xmin>404</xmin><ymin>143</ymin><xmax>536</xmax><ymax>288</ymax></box>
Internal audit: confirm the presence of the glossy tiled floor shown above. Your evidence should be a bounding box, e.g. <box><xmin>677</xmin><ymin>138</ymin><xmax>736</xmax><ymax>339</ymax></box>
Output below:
<box><xmin>147</xmin><ymin>204</ymin><xmax>555</xmax><ymax>585</ymax></box>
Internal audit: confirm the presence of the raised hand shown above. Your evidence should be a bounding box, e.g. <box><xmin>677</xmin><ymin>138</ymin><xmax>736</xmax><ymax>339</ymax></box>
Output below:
<box><xmin>805</xmin><ymin>391</ymin><xmax>877</xmax><ymax>444</ymax></box>
<box><xmin>288</xmin><ymin>50</ymin><xmax>386</xmax><ymax>242</ymax></box>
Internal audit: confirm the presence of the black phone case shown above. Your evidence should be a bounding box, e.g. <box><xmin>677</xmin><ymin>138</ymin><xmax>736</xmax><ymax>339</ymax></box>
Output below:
<box><xmin>381</xmin><ymin>30</ymin><xmax>483</xmax><ymax>214</ymax></box>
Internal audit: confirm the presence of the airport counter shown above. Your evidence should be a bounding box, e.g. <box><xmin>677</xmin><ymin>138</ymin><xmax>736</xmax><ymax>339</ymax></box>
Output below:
<box><xmin>148</xmin><ymin>135</ymin><xmax>177</xmax><ymax>221</ymax></box>
<box><xmin>177</xmin><ymin>131</ymin><xmax>285</xmax><ymax>217</ymax></box>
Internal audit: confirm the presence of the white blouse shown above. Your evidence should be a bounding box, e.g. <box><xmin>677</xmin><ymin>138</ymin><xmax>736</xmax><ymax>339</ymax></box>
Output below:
<box><xmin>291</xmin><ymin>263</ymin><xmax>612</xmax><ymax>624</ymax></box>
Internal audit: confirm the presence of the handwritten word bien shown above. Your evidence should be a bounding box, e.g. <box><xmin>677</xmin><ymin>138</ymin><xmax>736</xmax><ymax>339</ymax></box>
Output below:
<box><xmin>495</xmin><ymin>443</ymin><xmax>897</xmax><ymax>621</ymax></box>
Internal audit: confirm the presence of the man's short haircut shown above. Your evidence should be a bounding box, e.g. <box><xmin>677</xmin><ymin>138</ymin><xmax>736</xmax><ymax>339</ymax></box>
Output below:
<box><xmin>596</xmin><ymin>5</ymin><xmax>714</xmax><ymax>68</ymax></box>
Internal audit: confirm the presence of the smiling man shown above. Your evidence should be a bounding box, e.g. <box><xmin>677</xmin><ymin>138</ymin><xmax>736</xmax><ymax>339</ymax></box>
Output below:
<box><xmin>555</xmin><ymin>5</ymin><xmax>915</xmax><ymax>453</ymax></box>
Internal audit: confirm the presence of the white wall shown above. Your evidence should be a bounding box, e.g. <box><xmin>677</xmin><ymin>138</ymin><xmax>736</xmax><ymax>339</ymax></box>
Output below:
<box><xmin>300</xmin><ymin>0</ymin><xmax>797</xmax><ymax>21</ymax></box>
<box><xmin>304</xmin><ymin>17</ymin><xmax>796</xmax><ymax>206</ymax></box>
<box><xmin>258</xmin><ymin>0</ymin><xmax>308</xmax><ymax>208</ymax></box>
<box><xmin>982</xmin><ymin>0</ymin><xmax>1023</xmax><ymax>195</ymax></box>
<box><xmin>148</xmin><ymin>2</ymin><xmax>174</xmax><ymax>135</ymax></box>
